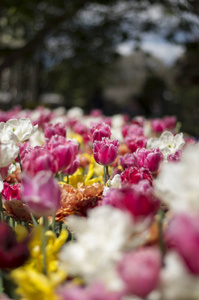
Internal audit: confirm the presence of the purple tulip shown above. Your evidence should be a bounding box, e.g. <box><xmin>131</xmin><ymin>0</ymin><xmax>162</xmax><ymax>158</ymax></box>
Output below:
<box><xmin>22</xmin><ymin>171</ymin><xmax>61</xmax><ymax>216</ymax></box>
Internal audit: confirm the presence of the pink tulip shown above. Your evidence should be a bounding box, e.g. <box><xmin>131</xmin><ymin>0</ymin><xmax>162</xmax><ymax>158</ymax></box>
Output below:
<box><xmin>58</xmin><ymin>282</ymin><xmax>123</xmax><ymax>300</ymax></box>
<box><xmin>120</xmin><ymin>166</ymin><xmax>153</xmax><ymax>186</ymax></box>
<box><xmin>90</xmin><ymin>109</ymin><xmax>103</xmax><ymax>117</ymax></box>
<box><xmin>121</xmin><ymin>148</ymin><xmax>164</xmax><ymax>173</ymax></box>
<box><xmin>122</xmin><ymin>124</ymin><xmax>144</xmax><ymax>138</ymax></box>
<box><xmin>47</xmin><ymin>135</ymin><xmax>79</xmax><ymax>172</ymax></box>
<box><xmin>118</xmin><ymin>247</ymin><xmax>161</xmax><ymax>298</ymax></box>
<box><xmin>90</xmin><ymin>122</ymin><xmax>111</xmax><ymax>142</ymax></box>
<box><xmin>151</xmin><ymin>119</ymin><xmax>166</xmax><ymax>133</ymax></box>
<box><xmin>22</xmin><ymin>171</ymin><xmax>61</xmax><ymax>216</ymax></box>
<box><xmin>63</xmin><ymin>157</ymin><xmax>80</xmax><ymax>176</ymax></box>
<box><xmin>0</xmin><ymin>165</ymin><xmax>10</xmax><ymax>181</ymax></box>
<box><xmin>22</xmin><ymin>146</ymin><xmax>57</xmax><ymax>175</ymax></box>
<box><xmin>93</xmin><ymin>137</ymin><xmax>119</xmax><ymax>166</ymax></box>
<box><xmin>165</xmin><ymin>212</ymin><xmax>199</xmax><ymax>275</ymax></box>
<box><xmin>44</xmin><ymin>122</ymin><xmax>66</xmax><ymax>139</ymax></box>
<box><xmin>167</xmin><ymin>150</ymin><xmax>182</xmax><ymax>162</ymax></box>
<box><xmin>2</xmin><ymin>182</ymin><xmax>21</xmax><ymax>201</ymax></box>
<box><xmin>102</xmin><ymin>180</ymin><xmax>159</xmax><ymax>223</ymax></box>
<box><xmin>125</xmin><ymin>135</ymin><xmax>147</xmax><ymax>153</ymax></box>
<box><xmin>163</xmin><ymin>115</ymin><xmax>177</xmax><ymax>130</ymax></box>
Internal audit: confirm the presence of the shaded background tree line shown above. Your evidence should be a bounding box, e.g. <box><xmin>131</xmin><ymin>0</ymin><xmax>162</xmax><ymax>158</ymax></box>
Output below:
<box><xmin>0</xmin><ymin>0</ymin><xmax>199</xmax><ymax>135</ymax></box>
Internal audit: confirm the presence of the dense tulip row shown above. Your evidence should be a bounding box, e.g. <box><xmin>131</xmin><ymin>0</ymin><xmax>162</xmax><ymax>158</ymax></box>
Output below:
<box><xmin>0</xmin><ymin>105</ymin><xmax>198</xmax><ymax>300</ymax></box>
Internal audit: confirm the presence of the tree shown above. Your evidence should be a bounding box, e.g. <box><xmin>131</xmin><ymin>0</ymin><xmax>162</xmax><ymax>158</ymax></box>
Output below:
<box><xmin>0</xmin><ymin>0</ymin><xmax>198</xmax><ymax>106</ymax></box>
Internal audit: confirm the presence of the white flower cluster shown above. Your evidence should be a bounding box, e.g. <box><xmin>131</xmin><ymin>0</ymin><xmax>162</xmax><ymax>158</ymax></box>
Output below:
<box><xmin>154</xmin><ymin>144</ymin><xmax>199</xmax><ymax>213</ymax></box>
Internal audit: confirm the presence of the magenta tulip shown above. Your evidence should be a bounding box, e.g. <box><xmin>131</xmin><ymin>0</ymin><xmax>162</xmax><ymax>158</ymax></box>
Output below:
<box><xmin>90</xmin><ymin>122</ymin><xmax>111</xmax><ymax>142</ymax></box>
<box><xmin>102</xmin><ymin>180</ymin><xmax>159</xmax><ymax>223</ymax></box>
<box><xmin>93</xmin><ymin>137</ymin><xmax>119</xmax><ymax>166</ymax></box>
<box><xmin>63</xmin><ymin>157</ymin><xmax>80</xmax><ymax>176</ymax></box>
<box><xmin>44</xmin><ymin>122</ymin><xmax>66</xmax><ymax>139</ymax></box>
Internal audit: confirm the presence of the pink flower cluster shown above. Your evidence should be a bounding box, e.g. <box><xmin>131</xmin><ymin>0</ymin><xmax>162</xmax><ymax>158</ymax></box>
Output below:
<box><xmin>21</xmin><ymin>135</ymin><xmax>78</xmax><ymax>175</ymax></box>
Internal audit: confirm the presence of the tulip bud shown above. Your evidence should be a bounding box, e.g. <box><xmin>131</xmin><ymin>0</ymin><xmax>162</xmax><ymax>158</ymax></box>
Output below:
<box><xmin>22</xmin><ymin>171</ymin><xmax>61</xmax><ymax>217</ymax></box>
<box><xmin>93</xmin><ymin>137</ymin><xmax>119</xmax><ymax>166</ymax></box>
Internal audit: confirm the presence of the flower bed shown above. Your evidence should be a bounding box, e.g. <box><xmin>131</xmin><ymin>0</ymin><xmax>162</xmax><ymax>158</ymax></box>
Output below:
<box><xmin>0</xmin><ymin>106</ymin><xmax>197</xmax><ymax>300</ymax></box>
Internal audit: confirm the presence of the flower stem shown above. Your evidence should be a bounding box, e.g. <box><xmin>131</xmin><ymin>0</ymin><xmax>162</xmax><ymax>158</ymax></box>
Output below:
<box><xmin>0</xmin><ymin>193</ymin><xmax>4</xmax><ymax>222</ymax></box>
<box><xmin>18</xmin><ymin>154</ymin><xmax>23</xmax><ymax>173</ymax></box>
<box><xmin>30</xmin><ymin>213</ymin><xmax>38</xmax><ymax>226</ymax></box>
<box><xmin>103</xmin><ymin>166</ymin><xmax>109</xmax><ymax>186</ymax></box>
<box><xmin>52</xmin><ymin>214</ymin><xmax>55</xmax><ymax>233</ymax></box>
<box><xmin>0</xmin><ymin>269</ymin><xmax>4</xmax><ymax>293</ymax></box>
<box><xmin>41</xmin><ymin>217</ymin><xmax>48</xmax><ymax>275</ymax></box>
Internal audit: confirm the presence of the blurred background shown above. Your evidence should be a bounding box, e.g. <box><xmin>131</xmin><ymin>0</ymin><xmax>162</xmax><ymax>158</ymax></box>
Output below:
<box><xmin>0</xmin><ymin>0</ymin><xmax>199</xmax><ymax>135</ymax></box>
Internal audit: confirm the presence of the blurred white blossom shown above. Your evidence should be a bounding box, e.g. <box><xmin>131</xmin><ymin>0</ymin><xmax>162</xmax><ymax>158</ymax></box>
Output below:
<box><xmin>161</xmin><ymin>252</ymin><xmax>199</xmax><ymax>300</ymax></box>
<box><xmin>147</xmin><ymin>131</ymin><xmax>185</xmax><ymax>158</ymax></box>
<box><xmin>154</xmin><ymin>145</ymin><xmax>199</xmax><ymax>212</ymax></box>
<box><xmin>59</xmin><ymin>206</ymin><xmax>134</xmax><ymax>291</ymax></box>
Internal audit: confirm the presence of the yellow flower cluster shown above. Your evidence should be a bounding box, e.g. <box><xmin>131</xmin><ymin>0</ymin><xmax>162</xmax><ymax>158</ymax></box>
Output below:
<box><xmin>11</xmin><ymin>227</ymin><xmax>68</xmax><ymax>300</ymax></box>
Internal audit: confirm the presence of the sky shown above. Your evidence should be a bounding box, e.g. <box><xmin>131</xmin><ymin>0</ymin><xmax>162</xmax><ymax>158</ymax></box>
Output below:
<box><xmin>117</xmin><ymin>34</ymin><xmax>185</xmax><ymax>66</ymax></box>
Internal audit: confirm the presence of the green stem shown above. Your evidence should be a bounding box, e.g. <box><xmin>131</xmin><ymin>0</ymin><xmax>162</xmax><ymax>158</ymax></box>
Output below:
<box><xmin>103</xmin><ymin>165</ymin><xmax>109</xmax><ymax>186</ymax></box>
<box><xmin>59</xmin><ymin>221</ymin><xmax>62</xmax><ymax>234</ymax></box>
<box><xmin>30</xmin><ymin>213</ymin><xmax>38</xmax><ymax>226</ymax></box>
<box><xmin>41</xmin><ymin>217</ymin><xmax>48</xmax><ymax>275</ymax></box>
<box><xmin>18</xmin><ymin>154</ymin><xmax>23</xmax><ymax>173</ymax></box>
<box><xmin>51</xmin><ymin>214</ymin><xmax>55</xmax><ymax>233</ymax></box>
<box><xmin>0</xmin><ymin>269</ymin><xmax>4</xmax><ymax>293</ymax></box>
<box><xmin>0</xmin><ymin>193</ymin><xmax>3</xmax><ymax>222</ymax></box>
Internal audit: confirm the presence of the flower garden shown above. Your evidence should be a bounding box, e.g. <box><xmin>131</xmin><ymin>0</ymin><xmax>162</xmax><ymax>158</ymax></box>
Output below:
<box><xmin>0</xmin><ymin>105</ymin><xmax>198</xmax><ymax>300</ymax></box>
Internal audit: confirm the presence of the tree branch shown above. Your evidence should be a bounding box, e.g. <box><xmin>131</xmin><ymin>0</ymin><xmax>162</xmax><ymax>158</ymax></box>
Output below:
<box><xmin>0</xmin><ymin>13</ymin><xmax>69</xmax><ymax>74</ymax></box>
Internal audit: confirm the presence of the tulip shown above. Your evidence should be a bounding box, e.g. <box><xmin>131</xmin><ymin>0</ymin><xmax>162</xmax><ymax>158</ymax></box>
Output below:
<box><xmin>22</xmin><ymin>171</ymin><xmax>61</xmax><ymax>217</ymax></box>
<box><xmin>44</xmin><ymin>122</ymin><xmax>66</xmax><ymax>139</ymax></box>
<box><xmin>51</xmin><ymin>141</ymin><xmax>78</xmax><ymax>172</ymax></box>
<box><xmin>1</xmin><ymin>182</ymin><xmax>21</xmax><ymax>201</ymax></box>
<box><xmin>151</xmin><ymin>119</ymin><xmax>166</xmax><ymax>133</ymax></box>
<box><xmin>118</xmin><ymin>247</ymin><xmax>161</xmax><ymax>298</ymax></box>
<box><xmin>62</xmin><ymin>157</ymin><xmax>80</xmax><ymax>176</ymax></box>
<box><xmin>90</xmin><ymin>122</ymin><xmax>111</xmax><ymax>142</ymax></box>
<box><xmin>22</xmin><ymin>147</ymin><xmax>57</xmax><ymax>175</ymax></box>
<box><xmin>93</xmin><ymin>137</ymin><xmax>119</xmax><ymax>166</ymax></box>
<box><xmin>125</xmin><ymin>135</ymin><xmax>147</xmax><ymax>153</ymax></box>
<box><xmin>167</xmin><ymin>150</ymin><xmax>182</xmax><ymax>162</ymax></box>
<box><xmin>120</xmin><ymin>166</ymin><xmax>153</xmax><ymax>186</ymax></box>
<box><xmin>58</xmin><ymin>282</ymin><xmax>123</xmax><ymax>300</ymax></box>
<box><xmin>0</xmin><ymin>222</ymin><xmax>29</xmax><ymax>269</ymax></box>
<box><xmin>102</xmin><ymin>180</ymin><xmax>159</xmax><ymax>224</ymax></box>
<box><xmin>163</xmin><ymin>115</ymin><xmax>177</xmax><ymax>130</ymax></box>
<box><xmin>165</xmin><ymin>212</ymin><xmax>199</xmax><ymax>275</ymax></box>
<box><xmin>121</xmin><ymin>148</ymin><xmax>164</xmax><ymax>173</ymax></box>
